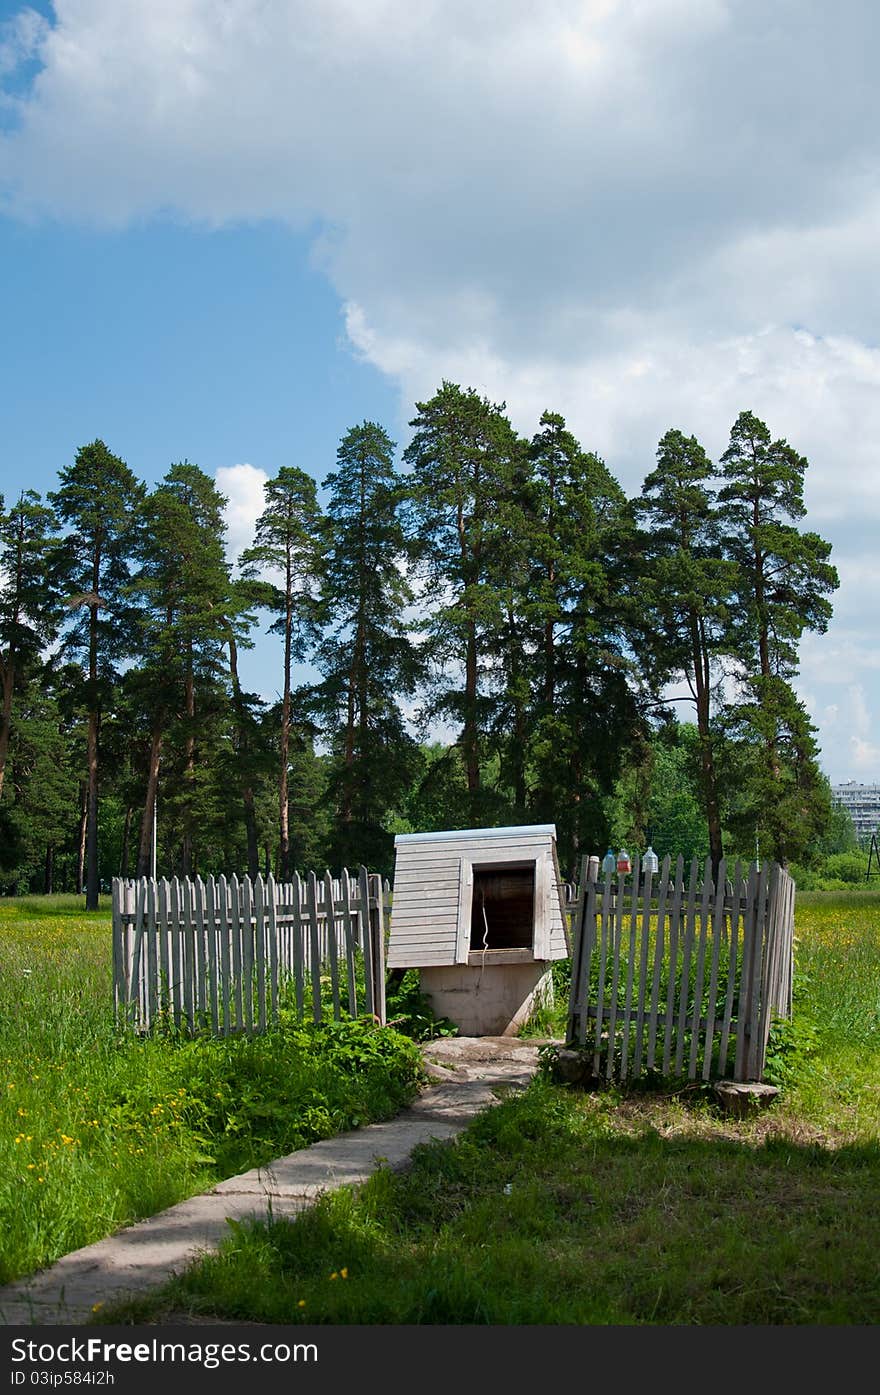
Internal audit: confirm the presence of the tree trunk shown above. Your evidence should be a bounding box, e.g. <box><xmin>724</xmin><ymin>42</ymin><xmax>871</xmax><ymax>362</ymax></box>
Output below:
<box><xmin>136</xmin><ymin>728</ymin><xmax>163</xmax><ymax>879</ymax></box>
<box><xmin>119</xmin><ymin>805</ymin><xmax>132</xmax><ymax>878</ymax></box>
<box><xmin>76</xmin><ymin>781</ymin><xmax>87</xmax><ymax>896</ymax></box>
<box><xmin>85</xmin><ymin>712</ymin><xmax>100</xmax><ymax>908</ymax></box>
<box><xmin>182</xmin><ymin>660</ymin><xmax>195</xmax><ymax>876</ymax></box>
<box><xmin>44</xmin><ymin>844</ymin><xmax>54</xmax><ymax>895</ymax></box>
<box><xmin>691</xmin><ymin>612</ymin><xmax>723</xmax><ymax>879</ymax></box>
<box><xmin>84</xmin><ymin>572</ymin><xmax>101</xmax><ymax>911</ymax></box>
<box><xmin>228</xmin><ymin>632</ymin><xmax>260</xmax><ymax>879</ymax></box>
<box><xmin>279</xmin><ymin>560</ymin><xmax>293</xmax><ymax>881</ymax></box>
<box><xmin>464</xmin><ymin>619</ymin><xmax>480</xmax><ymax>813</ymax></box>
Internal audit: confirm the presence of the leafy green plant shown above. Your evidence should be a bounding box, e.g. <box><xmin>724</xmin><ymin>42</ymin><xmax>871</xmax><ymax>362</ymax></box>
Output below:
<box><xmin>384</xmin><ymin>970</ymin><xmax>458</xmax><ymax>1041</ymax></box>
<box><xmin>762</xmin><ymin>1012</ymin><xmax>820</xmax><ymax>1087</ymax></box>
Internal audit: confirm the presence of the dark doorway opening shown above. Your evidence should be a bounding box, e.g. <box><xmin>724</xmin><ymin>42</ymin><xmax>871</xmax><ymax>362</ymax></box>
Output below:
<box><xmin>470</xmin><ymin>864</ymin><xmax>535</xmax><ymax>950</ymax></box>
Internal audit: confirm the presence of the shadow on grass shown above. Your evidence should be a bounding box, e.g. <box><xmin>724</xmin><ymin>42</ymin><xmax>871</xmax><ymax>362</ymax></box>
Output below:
<box><xmin>98</xmin><ymin>1078</ymin><xmax>880</xmax><ymax>1327</ymax></box>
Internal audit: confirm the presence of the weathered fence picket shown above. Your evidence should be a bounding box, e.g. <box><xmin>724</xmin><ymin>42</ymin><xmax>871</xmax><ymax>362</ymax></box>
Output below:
<box><xmin>565</xmin><ymin>857</ymin><xmax>795</xmax><ymax>1084</ymax></box>
<box><xmin>112</xmin><ymin>867</ymin><xmax>388</xmax><ymax>1036</ymax></box>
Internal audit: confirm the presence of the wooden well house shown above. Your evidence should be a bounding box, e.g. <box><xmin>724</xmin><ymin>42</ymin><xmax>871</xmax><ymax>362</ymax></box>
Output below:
<box><xmin>387</xmin><ymin>824</ymin><xmax>570</xmax><ymax>1035</ymax></box>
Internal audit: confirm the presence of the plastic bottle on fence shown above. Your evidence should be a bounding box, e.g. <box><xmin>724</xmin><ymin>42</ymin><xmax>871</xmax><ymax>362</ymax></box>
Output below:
<box><xmin>616</xmin><ymin>847</ymin><xmax>631</xmax><ymax>875</ymax></box>
<box><xmin>602</xmin><ymin>848</ymin><xmax>616</xmax><ymax>880</ymax></box>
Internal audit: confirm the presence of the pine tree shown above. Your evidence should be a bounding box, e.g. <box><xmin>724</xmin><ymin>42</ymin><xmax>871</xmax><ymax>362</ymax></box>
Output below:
<box><xmin>634</xmin><ymin>428</ymin><xmax>737</xmax><ymax>875</ymax></box>
<box><xmin>312</xmin><ymin>422</ymin><xmax>423</xmax><ymax>871</ymax></box>
<box><xmin>50</xmin><ymin>441</ymin><xmax>143</xmax><ymax>907</ymax></box>
<box><xmin>521</xmin><ymin>413</ymin><xmax>639</xmax><ymax>872</ymax></box>
<box><xmin>718</xmin><ymin>412</ymin><xmax>839</xmax><ymax>864</ymax></box>
<box><xmin>403</xmin><ymin>382</ymin><xmax>520</xmax><ymax>823</ymax></box>
<box><xmin>239</xmin><ymin>466</ymin><xmax>322</xmax><ymax>879</ymax></box>
<box><xmin>0</xmin><ymin>491</ymin><xmax>61</xmax><ymax>805</ymax></box>
<box><xmin>131</xmin><ymin>463</ymin><xmax>241</xmax><ymax>876</ymax></box>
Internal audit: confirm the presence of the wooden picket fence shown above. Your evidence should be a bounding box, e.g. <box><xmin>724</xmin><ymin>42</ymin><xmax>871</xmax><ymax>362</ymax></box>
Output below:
<box><xmin>566</xmin><ymin>854</ymin><xmax>795</xmax><ymax>1083</ymax></box>
<box><xmin>111</xmin><ymin>868</ymin><xmax>389</xmax><ymax>1036</ymax></box>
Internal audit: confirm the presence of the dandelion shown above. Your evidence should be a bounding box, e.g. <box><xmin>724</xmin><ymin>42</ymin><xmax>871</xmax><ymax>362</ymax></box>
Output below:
<box><xmin>92</xmin><ymin>1303</ymin><xmax>103</xmax><ymax>1313</ymax></box>
<box><xmin>297</xmin><ymin>1300</ymin><xmax>306</xmax><ymax>1309</ymax></box>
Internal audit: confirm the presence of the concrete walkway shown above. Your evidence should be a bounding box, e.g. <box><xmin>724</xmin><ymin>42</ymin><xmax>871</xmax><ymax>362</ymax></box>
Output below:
<box><xmin>0</xmin><ymin>1036</ymin><xmax>547</xmax><ymax>1326</ymax></box>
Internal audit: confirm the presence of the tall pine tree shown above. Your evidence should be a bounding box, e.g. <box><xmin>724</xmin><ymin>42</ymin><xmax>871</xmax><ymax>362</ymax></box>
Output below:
<box><xmin>718</xmin><ymin>411</ymin><xmax>839</xmax><ymax>864</ymax></box>
<box><xmin>131</xmin><ymin>463</ymin><xmax>240</xmax><ymax>877</ymax></box>
<box><xmin>634</xmin><ymin>428</ymin><xmax>737</xmax><ymax>875</ymax></box>
<box><xmin>239</xmin><ymin>466</ymin><xmax>322</xmax><ymax>879</ymax></box>
<box><xmin>524</xmin><ymin>413</ymin><xmax>639</xmax><ymax>871</ymax></box>
<box><xmin>0</xmin><ymin>491</ymin><xmax>61</xmax><ymax>806</ymax></box>
<box><xmin>403</xmin><ymin>382</ymin><xmax>520</xmax><ymax>823</ymax></box>
<box><xmin>311</xmin><ymin>421</ymin><xmax>423</xmax><ymax>871</ymax></box>
<box><xmin>50</xmin><ymin>442</ymin><xmax>143</xmax><ymax>907</ymax></box>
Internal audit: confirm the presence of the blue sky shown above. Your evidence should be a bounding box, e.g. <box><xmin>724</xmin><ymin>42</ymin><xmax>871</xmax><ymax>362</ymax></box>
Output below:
<box><xmin>0</xmin><ymin>215</ymin><xmax>398</xmax><ymax>510</ymax></box>
<box><xmin>1</xmin><ymin>1</ymin><xmax>879</xmax><ymax>787</ymax></box>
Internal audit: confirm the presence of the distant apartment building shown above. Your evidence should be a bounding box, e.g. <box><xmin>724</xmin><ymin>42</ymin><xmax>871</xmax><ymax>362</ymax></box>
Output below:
<box><xmin>831</xmin><ymin>781</ymin><xmax>880</xmax><ymax>842</ymax></box>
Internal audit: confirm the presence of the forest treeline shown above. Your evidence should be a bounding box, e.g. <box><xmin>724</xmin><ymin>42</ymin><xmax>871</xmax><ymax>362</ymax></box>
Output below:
<box><xmin>0</xmin><ymin>383</ymin><xmax>844</xmax><ymax>904</ymax></box>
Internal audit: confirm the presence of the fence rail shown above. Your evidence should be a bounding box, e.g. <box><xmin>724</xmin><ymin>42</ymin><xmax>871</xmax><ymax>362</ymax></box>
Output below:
<box><xmin>565</xmin><ymin>855</ymin><xmax>795</xmax><ymax>1083</ymax></box>
<box><xmin>111</xmin><ymin>868</ymin><xmax>388</xmax><ymax>1035</ymax></box>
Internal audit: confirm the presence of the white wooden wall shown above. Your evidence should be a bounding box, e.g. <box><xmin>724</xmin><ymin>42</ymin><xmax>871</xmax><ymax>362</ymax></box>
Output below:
<box><xmin>387</xmin><ymin>825</ymin><xmax>570</xmax><ymax>968</ymax></box>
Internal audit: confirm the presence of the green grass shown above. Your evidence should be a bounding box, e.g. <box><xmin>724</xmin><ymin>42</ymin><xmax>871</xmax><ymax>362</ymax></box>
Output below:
<box><xmin>99</xmin><ymin>1080</ymin><xmax>880</xmax><ymax>1326</ymax></box>
<box><xmin>0</xmin><ymin>898</ymin><xmax>423</xmax><ymax>1285</ymax></box>
<box><xmin>97</xmin><ymin>890</ymin><xmax>880</xmax><ymax>1326</ymax></box>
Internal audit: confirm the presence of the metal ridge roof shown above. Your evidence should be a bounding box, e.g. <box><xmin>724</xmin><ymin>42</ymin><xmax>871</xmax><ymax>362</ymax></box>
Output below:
<box><xmin>394</xmin><ymin>824</ymin><xmax>557</xmax><ymax>845</ymax></box>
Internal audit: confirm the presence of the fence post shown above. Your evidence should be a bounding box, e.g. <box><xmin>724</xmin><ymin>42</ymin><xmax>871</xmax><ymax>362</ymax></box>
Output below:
<box><xmin>369</xmin><ymin>872</ymin><xmax>387</xmax><ymax>1025</ymax></box>
<box><xmin>306</xmin><ymin>870</ymin><xmax>323</xmax><ymax>1024</ymax></box>
<box><xmin>358</xmin><ymin>865</ymin><xmax>375</xmax><ymax>1018</ymax></box>
<box><xmin>566</xmin><ymin>854</ymin><xmax>597</xmax><ymax>1046</ymax></box>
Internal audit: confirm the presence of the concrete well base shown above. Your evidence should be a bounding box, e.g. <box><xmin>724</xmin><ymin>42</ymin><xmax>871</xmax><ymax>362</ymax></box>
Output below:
<box><xmin>419</xmin><ymin>961</ymin><xmax>553</xmax><ymax>1037</ymax></box>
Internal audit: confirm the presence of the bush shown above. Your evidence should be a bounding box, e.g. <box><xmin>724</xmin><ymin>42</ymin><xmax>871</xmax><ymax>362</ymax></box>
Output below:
<box><xmin>789</xmin><ymin>850</ymin><xmax>869</xmax><ymax>890</ymax></box>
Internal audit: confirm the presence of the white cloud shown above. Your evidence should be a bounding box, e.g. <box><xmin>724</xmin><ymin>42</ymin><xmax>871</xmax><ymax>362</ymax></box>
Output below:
<box><xmin>216</xmin><ymin>462</ymin><xmax>267</xmax><ymax>563</ymax></box>
<box><xmin>845</xmin><ymin>685</ymin><xmax>880</xmax><ymax>775</ymax></box>
<box><xmin>2</xmin><ymin>0</ymin><xmax>879</xmax><ymax>776</ymax></box>
<box><xmin>0</xmin><ymin>7</ymin><xmax>48</xmax><ymax>80</ymax></box>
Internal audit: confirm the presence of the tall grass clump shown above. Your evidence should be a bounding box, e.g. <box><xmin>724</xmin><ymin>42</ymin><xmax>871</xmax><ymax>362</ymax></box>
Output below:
<box><xmin>0</xmin><ymin>899</ymin><xmax>423</xmax><ymax>1285</ymax></box>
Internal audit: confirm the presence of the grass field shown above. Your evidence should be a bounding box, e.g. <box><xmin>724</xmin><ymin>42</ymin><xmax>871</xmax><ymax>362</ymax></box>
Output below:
<box><xmin>98</xmin><ymin>888</ymin><xmax>880</xmax><ymax>1326</ymax></box>
<box><xmin>3</xmin><ymin>888</ymin><xmax>879</xmax><ymax>1323</ymax></box>
<box><xmin>0</xmin><ymin>896</ymin><xmax>423</xmax><ymax>1286</ymax></box>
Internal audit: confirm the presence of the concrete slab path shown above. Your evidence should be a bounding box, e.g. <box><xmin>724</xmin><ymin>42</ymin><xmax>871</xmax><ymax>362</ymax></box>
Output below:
<box><xmin>0</xmin><ymin>1036</ymin><xmax>548</xmax><ymax>1327</ymax></box>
